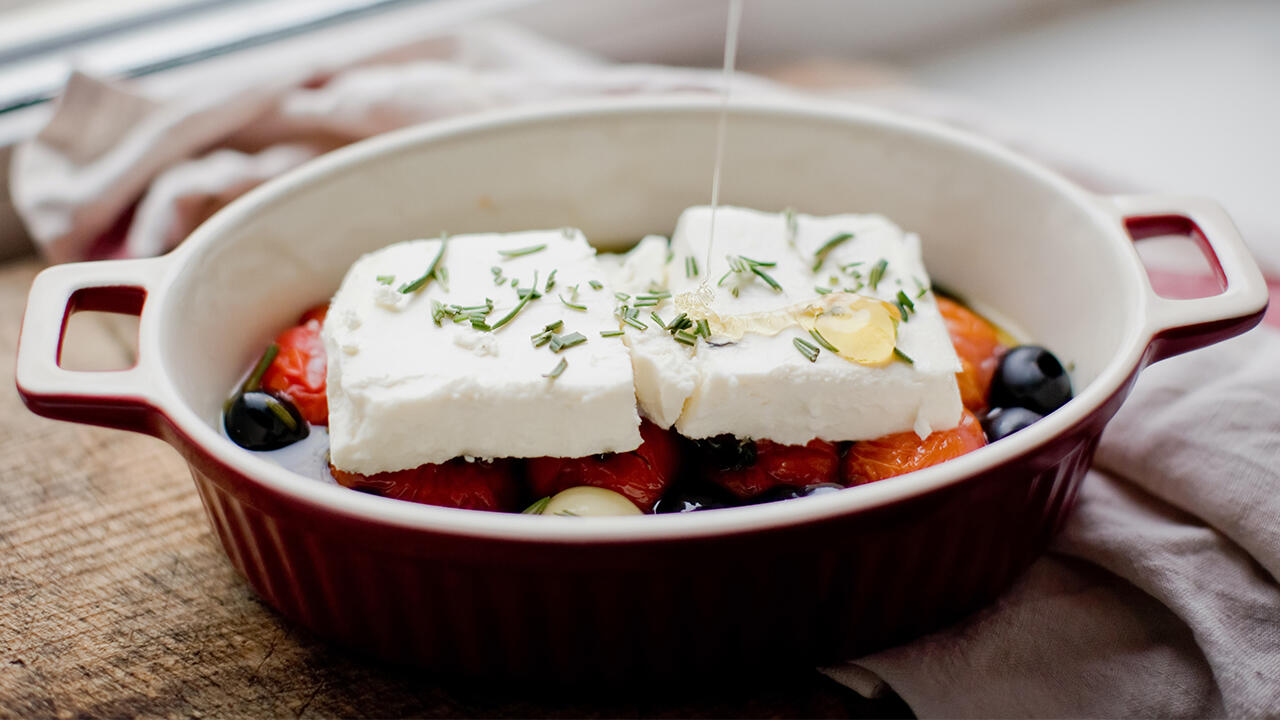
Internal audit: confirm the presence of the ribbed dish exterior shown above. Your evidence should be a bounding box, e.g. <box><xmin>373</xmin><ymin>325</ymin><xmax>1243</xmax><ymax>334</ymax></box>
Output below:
<box><xmin>188</xmin><ymin>432</ymin><xmax>1097</xmax><ymax>679</ymax></box>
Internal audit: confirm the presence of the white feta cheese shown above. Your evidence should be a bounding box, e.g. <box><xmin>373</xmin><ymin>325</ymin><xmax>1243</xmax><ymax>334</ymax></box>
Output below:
<box><xmin>598</xmin><ymin>235</ymin><xmax>701</xmax><ymax>428</ymax></box>
<box><xmin>323</xmin><ymin>229</ymin><xmax>641</xmax><ymax>474</ymax></box>
<box><xmin>656</xmin><ymin>206</ymin><xmax>964</xmax><ymax>443</ymax></box>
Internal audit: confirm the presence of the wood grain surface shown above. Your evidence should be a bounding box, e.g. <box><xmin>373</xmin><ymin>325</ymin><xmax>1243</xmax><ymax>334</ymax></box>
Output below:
<box><xmin>0</xmin><ymin>256</ymin><xmax>912</xmax><ymax>718</ymax></box>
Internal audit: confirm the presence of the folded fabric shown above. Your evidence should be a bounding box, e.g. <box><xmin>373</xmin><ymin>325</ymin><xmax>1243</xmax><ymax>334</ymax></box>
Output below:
<box><xmin>10</xmin><ymin>22</ymin><xmax>1280</xmax><ymax>718</ymax></box>
<box><xmin>826</xmin><ymin>327</ymin><xmax>1280</xmax><ymax>717</ymax></box>
<box><xmin>10</xmin><ymin>24</ymin><xmax>784</xmax><ymax>263</ymax></box>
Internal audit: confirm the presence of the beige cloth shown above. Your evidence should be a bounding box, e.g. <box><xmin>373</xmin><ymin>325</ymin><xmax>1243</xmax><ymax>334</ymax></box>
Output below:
<box><xmin>826</xmin><ymin>328</ymin><xmax>1280</xmax><ymax>717</ymax></box>
<box><xmin>10</xmin><ymin>23</ymin><xmax>1280</xmax><ymax>718</ymax></box>
<box><xmin>10</xmin><ymin>24</ymin><xmax>782</xmax><ymax>263</ymax></box>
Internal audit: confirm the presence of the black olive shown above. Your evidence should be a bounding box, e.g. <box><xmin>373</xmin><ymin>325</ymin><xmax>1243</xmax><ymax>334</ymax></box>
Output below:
<box><xmin>654</xmin><ymin>481</ymin><xmax>737</xmax><ymax>513</ymax></box>
<box><xmin>224</xmin><ymin>390</ymin><xmax>309</xmax><ymax>451</ymax></box>
<box><xmin>988</xmin><ymin>345</ymin><xmax>1073</xmax><ymax>415</ymax></box>
<box><xmin>693</xmin><ymin>435</ymin><xmax>757</xmax><ymax>471</ymax></box>
<box><xmin>981</xmin><ymin>406</ymin><xmax>1044</xmax><ymax>442</ymax></box>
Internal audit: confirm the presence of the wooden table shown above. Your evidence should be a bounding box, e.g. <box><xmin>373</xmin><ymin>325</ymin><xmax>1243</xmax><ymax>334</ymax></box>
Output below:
<box><xmin>0</xmin><ymin>256</ymin><xmax>911</xmax><ymax>717</ymax></box>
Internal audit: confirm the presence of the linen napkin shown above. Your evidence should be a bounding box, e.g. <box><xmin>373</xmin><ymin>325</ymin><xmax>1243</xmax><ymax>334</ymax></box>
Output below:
<box><xmin>10</xmin><ymin>22</ymin><xmax>1279</xmax><ymax>718</ymax></box>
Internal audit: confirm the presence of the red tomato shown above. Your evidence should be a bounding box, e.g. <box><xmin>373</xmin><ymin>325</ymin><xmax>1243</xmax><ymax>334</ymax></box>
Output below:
<box><xmin>936</xmin><ymin>296</ymin><xmax>1005</xmax><ymax>413</ymax></box>
<box><xmin>299</xmin><ymin>305</ymin><xmax>328</xmax><ymax>326</ymax></box>
<box><xmin>525</xmin><ymin>421</ymin><xmax>681</xmax><ymax>513</ymax></box>
<box><xmin>841</xmin><ymin>409</ymin><xmax>987</xmax><ymax>486</ymax></box>
<box><xmin>332</xmin><ymin>459</ymin><xmax>519</xmax><ymax>512</ymax></box>
<box><xmin>261</xmin><ymin>305</ymin><xmax>329</xmax><ymax>425</ymax></box>
<box><xmin>705</xmin><ymin>438</ymin><xmax>840</xmax><ymax>500</ymax></box>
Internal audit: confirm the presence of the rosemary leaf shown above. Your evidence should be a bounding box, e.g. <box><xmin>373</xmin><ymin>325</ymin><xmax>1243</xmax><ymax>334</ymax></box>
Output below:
<box><xmin>793</xmin><ymin>337</ymin><xmax>820</xmax><ymax>362</ymax></box>
<box><xmin>399</xmin><ymin>236</ymin><xmax>448</xmax><ymax>293</ymax></box>
<box><xmin>808</xmin><ymin>328</ymin><xmax>840</xmax><ymax>354</ymax></box>
<box><xmin>811</xmin><ymin>232</ymin><xmax>853</xmax><ymax>272</ymax></box>
<box><xmin>498</xmin><ymin>244</ymin><xmax>546</xmax><ymax>259</ymax></box>
<box><xmin>543</xmin><ymin>358</ymin><xmax>568</xmax><ymax>380</ymax></box>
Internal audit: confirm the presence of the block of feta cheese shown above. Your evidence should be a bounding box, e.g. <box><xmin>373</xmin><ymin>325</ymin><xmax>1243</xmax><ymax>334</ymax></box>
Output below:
<box><xmin>602</xmin><ymin>236</ymin><xmax>699</xmax><ymax>429</ymax></box>
<box><xmin>633</xmin><ymin>206</ymin><xmax>963</xmax><ymax>444</ymax></box>
<box><xmin>323</xmin><ymin>229</ymin><xmax>641</xmax><ymax>474</ymax></box>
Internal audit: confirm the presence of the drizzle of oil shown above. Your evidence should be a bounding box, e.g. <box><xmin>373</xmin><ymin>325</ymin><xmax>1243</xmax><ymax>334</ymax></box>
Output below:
<box><xmin>700</xmin><ymin>0</ymin><xmax>743</xmax><ymax>293</ymax></box>
<box><xmin>675</xmin><ymin>291</ymin><xmax>903</xmax><ymax>366</ymax></box>
<box><xmin>681</xmin><ymin>0</ymin><xmax>743</xmax><ymax>318</ymax></box>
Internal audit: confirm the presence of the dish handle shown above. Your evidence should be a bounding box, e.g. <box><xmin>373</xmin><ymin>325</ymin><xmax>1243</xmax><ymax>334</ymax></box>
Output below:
<box><xmin>1112</xmin><ymin>194</ymin><xmax>1270</xmax><ymax>364</ymax></box>
<box><xmin>15</xmin><ymin>257</ymin><xmax>171</xmax><ymax>436</ymax></box>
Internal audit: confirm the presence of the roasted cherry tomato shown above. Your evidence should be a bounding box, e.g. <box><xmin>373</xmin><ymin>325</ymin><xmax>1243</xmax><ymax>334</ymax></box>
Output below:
<box><xmin>526</xmin><ymin>421</ymin><xmax>681</xmax><ymax>513</ymax></box>
<box><xmin>841</xmin><ymin>409</ymin><xmax>987</xmax><ymax>486</ymax></box>
<box><xmin>331</xmin><ymin>458</ymin><xmax>519</xmax><ymax>512</ymax></box>
<box><xmin>936</xmin><ymin>296</ymin><xmax>1005</xmax><ymax>414</ymax></box>
<box><xmin>261</xmin><ymin>305</ymin><xmax>329</xmax><ymax>425</ymax></box>
<box><xmin>700</xmin><ymin>437</ymin><xmax>841</xmax><ymax>500</ymax></box>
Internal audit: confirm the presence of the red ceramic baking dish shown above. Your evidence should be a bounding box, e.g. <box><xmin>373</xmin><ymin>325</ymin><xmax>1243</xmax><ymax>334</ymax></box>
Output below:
<box><xmin>15</xmin><ymin>98</ymin><xmax>1268</xmax><ymax>679</ymax></box>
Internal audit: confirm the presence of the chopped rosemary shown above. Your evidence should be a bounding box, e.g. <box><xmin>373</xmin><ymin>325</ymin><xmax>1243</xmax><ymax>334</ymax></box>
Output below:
<box><xmin>667</xmin><ymin>313</ymin><xmax>692</xmax><ymax>334</ymax></box>
<box><xmin>793</xmin><ymin>337</ymin><xmax>820</xmax><ymax>363</ymax></box>
<box><xmin>893</xmin><ymin>347</ymin><xmax>914</xmax><ymax>365</ymax></box>
<box><xmin>543</xmin><ymin>357</ymin><xmax>568</xmax><ymax>380</ymax></box>
<box><xmin>263</xmin><ymin>395</ymin><xmax>298</xmax><ymax>430</ymax></box>
<box><xmin>600</xmin><ymin>330</ymin><xmax>625</xmax><ymax>338</ymax></box>
<box><xmin>814</xmin><ymin>286</ymin><xmax>833</xmax><ymax>295</ymax></box>
<box><xmin>498</xmin><ymin>243</ymin><xmax>546</xmax><ymax>259</ymax></box>
<box><xmin>559</xmin><ymin>294</ymin><xmax>587</xmax><ymax>312</ymax></box>
<box><xmin>868</xmin><ymin>259</ymin><xmax>889</xmax><ymax>291</ymax></box>
<box><xmin>685</xmin><ymin>255</ymin><xmax>699</xmax><ymax>278</ymax></box>
<box><xmin>621</xmin><ymin>315</ymin><xmax>648</xmax><ymax>331</ymax></box>
<box><xmin>531</xmin><ymin>331</ymin><xmax>554</xmax><ymax>348</ymax></box>
<box><xmin>895</xmin><ymin>290</ymin><xmax>916</xmax><ymax>320</ymax></box>
<box><xmin>614</xmin><ymin>292</ymin><xmax>631</xmax><ymax>302</ymax></box>
<box><xmin>673</xmin><ymin>331</ymin><xmax>698</xmax><ymax>346</ymax></box>
<box><xmin>812</xmin><ymin>232</ymin><xmax>853</xmax><ymax>272</ymax></box>
<box><xmin>650</xmin><ymin>312</ymin><xmax>667</xmax><ymax>329</ymax></box>
<box><xmin>399</xmin><ymin>237</ymin><xmax>448</xmax><ymax>293</ymax></box>
<box><xmin>243</xmin><ymin>343</ymin><xmax>279</xmax><ymax>393</ymax></box>
<box><xmin>720</xmin><ymin>254</ymin><xmax>782</xmax><ymax>294</ymax></box>
<box><xmin>750</xmin><ymin>264</ymin><xmax>782</xmax><ymax>292</ymax></box>
<box><xmin>522</xmin><ymin>496</ymin><xmax>552</xmax><ymax>514</ymax></box>
<box><xmin>490</xmin><ymin>271</ymin><xmax>538</xmax><ymax>330</ymax></box>
<box><xmin>695</xmin><ymin>318</ymin><xmax>710</xmax><ymax>338</ymax></box>
<box><xmin>376</xmin><ymin>274</ymin><xmax>394</xmax><ymax>285</ymax></box>
<box><xmin>589</xmin><ymin>280</ymin><xmax>603</xmax><ymax>290</ymax></box>
<box><xmin>434</xmin><ymin>266</ymin><xmax>449</xmax><ymax>292</ymax></box>
<box><xmin>549</xmin><ymin>331</ymin><xmax>587</xmax><ymax>353</ymax></box>
<box><xmin>633</xmin><ymin>297</ymin><xmax>659</xmax><ymax>308</ymax></box>
<box><xmin>545</xmin><ymin>269</ymin><xmax>557</xmax><ymax>292</ymax></box>
<box><xmin>808</xmin><ymin>328</ymin><xmax>840</xmax><ymax>354</ymax></box>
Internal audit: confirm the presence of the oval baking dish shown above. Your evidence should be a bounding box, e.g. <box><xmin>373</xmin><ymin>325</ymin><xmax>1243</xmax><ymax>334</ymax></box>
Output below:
<box><xmin>16</xmin><ymin>97</ymin><xmax>1268</xmax><ymax>679</ymax></box>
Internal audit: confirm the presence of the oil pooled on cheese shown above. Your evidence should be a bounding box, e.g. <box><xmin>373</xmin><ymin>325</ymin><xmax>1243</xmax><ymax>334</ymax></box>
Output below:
<box><xmin>675</xmin><ymin>291</ymin><xmax>901</xmax><ymax>366</ymax></box>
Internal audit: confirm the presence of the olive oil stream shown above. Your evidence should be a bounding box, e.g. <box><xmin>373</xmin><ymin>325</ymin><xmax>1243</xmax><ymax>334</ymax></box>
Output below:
<box><xmin>702</xmin><ymin>0</ymin><xmax>743</xmax><ymax>286</ymax></box>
